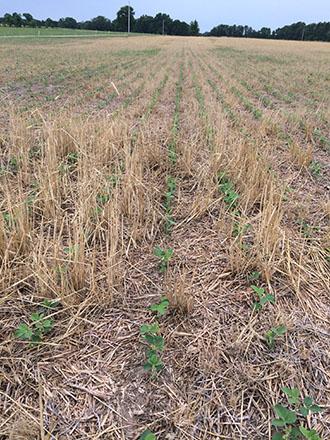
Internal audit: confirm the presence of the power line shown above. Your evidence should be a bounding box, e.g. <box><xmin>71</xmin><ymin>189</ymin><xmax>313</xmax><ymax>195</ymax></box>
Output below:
<box><xmin>128</xmin><ymin>2</ymin><xmax>130</xmax><ymax>34</ymax></box>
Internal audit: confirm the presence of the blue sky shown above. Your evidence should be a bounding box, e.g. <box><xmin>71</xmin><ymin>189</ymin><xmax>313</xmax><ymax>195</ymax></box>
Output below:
<box><xmin>1</xmin><ymin>0</ymin><xmax>329</xmax><ymax>31</ymax></box>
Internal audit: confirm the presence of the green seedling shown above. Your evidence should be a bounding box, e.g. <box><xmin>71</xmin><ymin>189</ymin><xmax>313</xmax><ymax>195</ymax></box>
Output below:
<box><xmin>164</xmin><ymin>176</ymin><xmax>176</xmax><ymax>210</ymax></box>
<box><xmin>154</xmin><ymin>246</ymin><xmax>173</xmax><ymax>273</ymax></box>
<box><xmin>41</xmin><ymin>299</ymin><xmax>60</xmax><ymax>309</ymax></box>
<box><xmin>9</xmin><ymin>156</ymin><xmax>19</xmax><ymax>173</ymax></box>
<box><xmin>2</xmin><ymin>212</ymin><xmax>13</xmax><ymax>228</ymax></box>
<box><xmin>272</xmin><ymin>388</ymin><xmax>323</xmax><ymax>440</ymax></box>
<box><xmin>218</xmin><ymin>172</ymin><xmax>239</xmax><ymax>208</ymax></box>
<box><xmin>309</xmin><ymin>160</ymin><xmax>321</xmax><ymax>176</ymax></box>
<box><xmin>15</xmin><ymin>312</ymin><xmax>54</xmax><ymax>345</ymax></box>
<box><xmin>266</xmin><ymin>325</ymin><xmax>287</xmax><ymax>349</ymax></box>
<box><xmin>324</xmin><ymin>247</ymin><xmax>330</xmax><ymax>263</ymax></box>
<box><xmin>140</xmin><ymin>323</ymin><xmax>164</xmax><ymax>374</ymax></box>
<box><xmin>107</xmin><ymin>174</ymin><xmax>118</xmax><ymax>188</ymax></box>
<box><xmin>168</xmin><ymin>144</ymin><xmax>177</xmax><ymax>164</ymax></box>
<box><xmin>164</xmin><ymin>176</ymin><xmax>176</xmax><ymax>234</ymax></box>
<box><xmin>248</xmin><ymin>271</ymin><xmax>261</xmax><ymax>282</ymax></box>
<box><xmin>251</xmin><ymin>285</ymin><xmax>275</xmax><ymax>310</ymax></box>
<box><xmin>299</xmin><ymin>427</ymin><xmax>321</xmax><ymax>440</ymax></box>
<box><xmin>149</xmin><ymin>297</ymin><xmax>169</xmax><ymax>317</ymax></box>
<box><xmin>63</xmin><ymin>245</ymin><xmax>78</xmax><ymax>256</ymax></box>
<box><xmin>140</xmin><ymin>430</ymin><xmax>157</xmax><ymax>440</ymax></box>
<box><xmin>66</xmin><ymin>152</ymin><xmax>78</xmax><ymax>166</ymax></box>
<box><xmin>232</xmin><ymin>221</ymin><xmax>251</xmax><ymax>238</ymax></box>
<box><xmin>298</xmin><ymin>220</ymin><xmax>319</xmax><ymax>239</ymax></box>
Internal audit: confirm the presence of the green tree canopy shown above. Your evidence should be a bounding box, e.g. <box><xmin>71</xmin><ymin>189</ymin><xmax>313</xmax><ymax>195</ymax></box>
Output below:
<box><xmin>190</xmin><ymin>20</ymin><xmax>200</xmax><ymax>36</ymax></box>
<box><xmin>113</xmin><ymin>5</ymin><xmax>135</xmax><ymax>32</ymax></box>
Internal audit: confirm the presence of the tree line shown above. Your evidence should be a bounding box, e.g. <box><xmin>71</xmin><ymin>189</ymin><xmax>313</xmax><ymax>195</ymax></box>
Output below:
<box><xmin>1</xmin><ymin>7</ymin><xmax>329</xmax><ymax>41</ymax></box>
<box><xmin>208</xmin><ymin>22</ymin><xmax>330</xmax><ymax>42</ymax></box>
<box><xmin>0</xmin><ymin>6</ymin><xmax>200</xmax><ymax>36</ymax></box>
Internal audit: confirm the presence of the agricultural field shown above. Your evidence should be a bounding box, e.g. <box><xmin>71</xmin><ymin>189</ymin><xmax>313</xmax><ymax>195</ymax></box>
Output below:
<box><xmin>0</xmin><ymin>26</ymin><xmax>130</xmax><ymax>38</ymax></box>
<box><xmin>0</xmin><ymin>35</ymin><xmax>329</xmax><ymax>439</ymax></box>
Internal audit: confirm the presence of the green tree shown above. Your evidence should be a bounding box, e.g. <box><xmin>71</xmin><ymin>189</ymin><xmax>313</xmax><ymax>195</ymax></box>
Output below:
<box><xmin>113</xmin><ymin>5</ymin><xmax>135</xmax><ymax>32</ymax></box>
<box><xmin>89</xmin><ymin>16</ymin><xmax>112</xmax><ymax>31</ymax></box>
<box><xmin>135</xmin><ymin>15</ymin><xmax>154</xmax><ymax>33</ymax></box>
<box><xmin>151</xmin><ymin>13</ymin><xmax>172</xmax><ymax>34</ymax></box>
<box><xmin>23</xmin><ymin>13</ymin><xmax>33</xmax><ymax>25</ymax></box>
<box><xmin>190</xmin><ymin>20</ymin><xmax>200</xmax><ymax>35</ymax></box>
<box><xmin>58</xmin><ymin>17</ymin><xmax>78</xmax><ymax>29</ymax></box>
<box><xmin>258</xmin><ymin>27</ymin><xmax>271</xmax><ymax>38</ymax></box>
<box><xmin>45</xmin><ymin>18</ymin><xmax>58</xmax><ymax>28</ymax></box>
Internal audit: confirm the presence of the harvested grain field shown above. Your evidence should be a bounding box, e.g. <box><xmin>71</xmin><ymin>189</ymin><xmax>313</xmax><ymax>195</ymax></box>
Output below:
<box><xmin>0</xmin><ymin>35</ymin><xmax>329</xmax><ymax>440</ymax></box>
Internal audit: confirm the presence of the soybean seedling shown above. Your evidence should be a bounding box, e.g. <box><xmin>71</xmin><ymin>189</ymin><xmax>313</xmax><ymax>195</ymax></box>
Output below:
<box><xmin>149</xmin><ymin>297</ymin><xmax>169</xmax><ymax>317</ymax></box>
<box><xmin>218</xmin><ymin>172</ymin><xmax>239</xmax><ymax>209</ymax></box>
<box><xmin>265</xmin><ymin>325</ymin><xmax>287</xmax><ymax>349</ymax></box>
<box><xmin>248</xmin><ymin>271</ymin><xmax>261</xmax><ymax>282</ymax></box>
<box><xmin>251</xmin><ymin>285</ymin><xmax>275</xmax><ymax>311</ymax></box>
<box><xmin>164</xmin><ymin>176</ymin><xmax>176</xmax><ymax>234</ymax></box>
<box><xmin>140</xmin><ymin>430</ymin><xmax>157</xmax><ymax>440</ymax></box>
<box><xmin>15</xmin><ymin>299</ymin><xmax>59</xmax><ymax>345</ymax></box>
<box><xmin>15</xmin><ymin>312</ymin><xmax>54</xmax><ymax>345</ymax></box>
<box><xmin>272</xmin><ymin>387</ymin><xmax>322</xmax><ymax>440</ymax></box>
<box><xmin>154</xmin><ymin>246</ymin><xmax>173</xmax><ymax>273</ymax></box>
<box><xmin>140</xmin><ymin>323</ymin><xmax>164</xmax><ymax>374</ymax></box>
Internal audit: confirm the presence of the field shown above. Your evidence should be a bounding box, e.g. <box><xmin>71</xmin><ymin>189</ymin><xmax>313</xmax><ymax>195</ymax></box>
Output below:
<box><xmin>0</xmin><ymin>27</ymin><xmax>132</xmax><ymax>38</ymax></box>
<box><xmin>0</xmin><ymin>35</ymin><xmax>329</xmax><ymax>439</ymax></box>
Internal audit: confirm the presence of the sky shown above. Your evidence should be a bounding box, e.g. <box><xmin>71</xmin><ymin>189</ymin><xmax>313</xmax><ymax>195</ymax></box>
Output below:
<box><xmin>1</xmin><ymin>0</ymin><xmax>329</xmax><ymax>32</ymax></box>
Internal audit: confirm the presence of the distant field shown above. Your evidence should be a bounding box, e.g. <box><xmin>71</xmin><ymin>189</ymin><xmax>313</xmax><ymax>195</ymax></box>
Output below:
<box><xmin>0</xmin><ymin>26</ymin><xmax>136</xmax><ymax>38</ymax></box>
<box><xmin>0</xmin><ymin>35</ymin><xmax>329</xmax><ymax>440</ymax></box>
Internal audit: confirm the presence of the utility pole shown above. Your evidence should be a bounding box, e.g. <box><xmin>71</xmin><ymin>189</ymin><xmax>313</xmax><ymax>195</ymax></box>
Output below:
<box><xmin>162</xmin><ymin>19</ymin><xmax>165</xmax><ymax>36</ymax></box>
<box><xmin>128</xmin><ymin>2</ymin><xmax>131</xmax><ymax>35</ymax></box>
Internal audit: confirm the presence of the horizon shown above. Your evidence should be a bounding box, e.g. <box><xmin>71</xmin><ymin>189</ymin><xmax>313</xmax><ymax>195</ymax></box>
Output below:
<box><xmin>1</xmin><ymin>0</ymin><xmax>329</xmax><ymax>32</ymax></box>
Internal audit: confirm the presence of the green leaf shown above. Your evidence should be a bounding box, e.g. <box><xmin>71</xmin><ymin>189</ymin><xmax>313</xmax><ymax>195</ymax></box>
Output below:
<box><xmin>272</xmin><ymin>433</ymin><xmax>284</xmax><ymax>440</ymax></box>
<box><xmin>274</xmin><ymin>405</ymin><xmax>297</xmax><ymax>424</ymax></box>
<box><xmin>30</xmin><ymin>333</ymin><xmax>42</xmax><ymax>344</ymax></box>
<box><xmin>164</xmin><ymin>248</ymin><xmax>174</xmax><ymax>259</ymax></box>
<box><xmin>303</xmin><ymin>397</ymin><xmax>313</xmax><ymax>407</ymax></box>
<box><xmin>41</xmin><ymin>299</ymin><xmax>59</xmax><ymax>309</ymax></box>
<box><xmin>251</xmin><ymin>285</ymin><xmax>265</xmax><ymax>297</ymax></box>
<box><xmin>140</xmin><ymin>323</ymin><xmax>160</xmax><ymax>335</ymax></box>
<box><xmin>272</xmin><ymin>419</ymin><xmax>286</xmax><ymax>427</ymax></box>
<box><xmin>140</xmin><ymin>429</ymin><xmax>157</xmax><ymax>440</ymax></box>
<box><xmin>253</xmin><ymin>302</ymin><xmax>262</xmax><ymax>311</ymax></box>
<box><xmin>42</xmin><ymin>319</ymin><xmax>54</xmax><ymax>333</ymax></box>
<box><xmin>310</xmin><ymin>404</ymin><xmax>322</xmax><ymax>414</ymax></box>
<box><xmin>143</xmin><ymin>362</ymin><xmax>152</xmax><ymax>371</ymax></box>
<box><xmin>282</xmin><ymin>387</ymin><xmax>300</xmax><ymax>405</ymax></box>
<box><xmin>149</xmin><ymin>298</ymin><xmax>169</xmax><ymax>316</ymax></box>
<box><xmin>300</xmin><ymin>406</ymin><xmax>309</xmax><ymax>417</ymax></box>
<box><xmin>299</xmin><ymin>426</ymin><xmax>321</xmax><ymax>440</ymax></box>
<box><xmin>153</xmin><ymin>246</ymin><xmax>164</xmax><ymax>258</ymax></box>
<box><xmin>15</xmin><ymin>323</ymin><xmax>33</xmax><ymax>340</ymax></box>
<box><xmin>31</xmin><ymin>312</ymin><xmax>43</xmax><ymax>322</ymax></box>
<box><xmin>260</xmin><ymin>293</ymin><xmax>275</xmax><ymax>305</ymax></box>
<box><xmin>274</xmin><ymin>325</ymin><xmax>287</xmax><ymax>336</ymax></box>
<box><xmin>144</xmin><ymin>335</ymin><xmax>164</xmax><ymax>351</ymax></box>
<box><xmin>291</xmin><ymin>427</ymin><xmax>303</xmax><ymax>440</ymax></box>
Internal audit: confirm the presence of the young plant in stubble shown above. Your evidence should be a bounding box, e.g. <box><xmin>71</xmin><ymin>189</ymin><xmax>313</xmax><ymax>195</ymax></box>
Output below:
<box><xmin>140</xmin><ymin>323</ymin><xmax>164</xmax><ymax>374</ymax></box>
<box><xmin>272</xmin><ymin>387</ymin><xmax>323</xmax><ymax>440</ymax></box>
<box><xmin>218</xmin><ymin>172</ymin><xmax>239</xmax><ymax>209</ymax></box>
<box><xmin>140</xmin><ymin>297</ymin><xmax>169</xmax><ymax>375</ymax></box>
<box><xmin>139</xmin><ymin>430</ymin><xmax>157</xmax><ymax>440</ymax></box>
<box><xmin>266</xmin><ymin>325</ymin><xmax>287</xmax><ymax>349</ymax></box>
<box><xmin>149</xmin><ymin>297</ymin><xmax>169</xmax><ymax>317</ymax></box>
<box><xmin>251</xmin><ymin>285</ymin><xmax>275</xmax><ymax>311</ymax></box>
<box><xmin>15</xmin><ymin>299</ymin><xmax>59</xmax><ymax>345</ymax></box>
<box><xmin>154</xmin><ymin>246</ymin><xmax>173</xmax><ymax>273</ymax></box>
<box><xmin>163</xmin><ymin>176</ymin><xmax>176</xmax><ymax>234</ymax></box>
